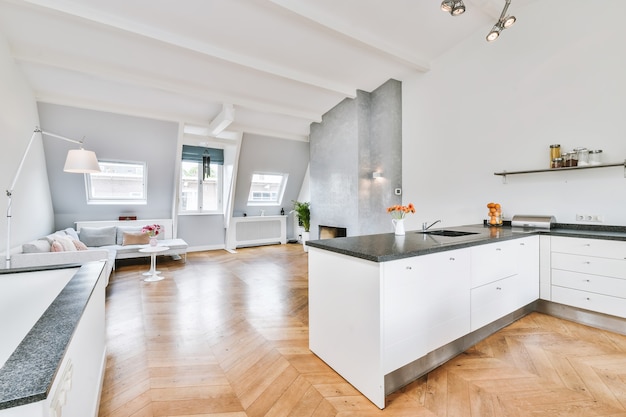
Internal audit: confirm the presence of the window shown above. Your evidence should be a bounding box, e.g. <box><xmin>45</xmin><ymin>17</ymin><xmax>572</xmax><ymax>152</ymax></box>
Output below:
<box><xmin>86</xmin><ymin>160</ymin><xmax>147</xmax><ymax>204</ymax></box>
<box><xmin>180</xmin><ymin>145</ymin><xmax>224</xmax><ymax>213</ymax></box>
<box><xmin>247</xmin><ymin>172</ymin><xmax>288</xmax><ymax>206</ymax></box>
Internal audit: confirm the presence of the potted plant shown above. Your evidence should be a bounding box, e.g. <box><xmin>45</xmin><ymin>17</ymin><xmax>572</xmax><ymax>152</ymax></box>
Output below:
<box><xmin>293</xmin><ymin>201</ymin><xmax>311</xmax><ymax>251</ymax></box>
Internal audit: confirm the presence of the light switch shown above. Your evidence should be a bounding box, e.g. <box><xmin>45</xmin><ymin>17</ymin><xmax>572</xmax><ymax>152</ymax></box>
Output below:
<box><xmin>394</xmin><ymin>188</ymin><xmax>402</xmax><ymax>195</ymax></box>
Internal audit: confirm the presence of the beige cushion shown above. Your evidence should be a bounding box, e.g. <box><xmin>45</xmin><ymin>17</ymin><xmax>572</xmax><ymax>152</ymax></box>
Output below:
<box><xmin>122</xmin><ymin>231</ymin><xmax>150</xmax><ymax>246</ymax></box>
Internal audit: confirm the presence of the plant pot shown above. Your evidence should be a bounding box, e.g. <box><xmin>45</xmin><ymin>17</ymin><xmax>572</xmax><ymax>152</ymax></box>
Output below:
<box><xmin>302</xmin><ymin>231</ymin><xmax>310</xmax><ymax>252</ymax></box>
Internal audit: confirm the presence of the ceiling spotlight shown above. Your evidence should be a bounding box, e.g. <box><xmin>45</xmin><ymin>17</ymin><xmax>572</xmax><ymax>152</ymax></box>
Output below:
<box><xmin>451</xmin><ymin>1</ymin><xmax>466</xmax><ymax>15</ymax></box>
<box><xmin>486</xmin><ymin>24</ymin><xmax>502</xmax><ymax>42</ymax></box>
<box><xmin>503</xmin><ymin>15</ymin><xmax>516</xmax><ymax>28</ymax></box>
<box><xmin>441</xmin><ymin>0</ymin><xmax>465</xmax><ymax>16</ymax></box>
<box><xmin>486</xmin><ymin>0</ymin><xmax>516</xmax><ymax>42</ymax></box>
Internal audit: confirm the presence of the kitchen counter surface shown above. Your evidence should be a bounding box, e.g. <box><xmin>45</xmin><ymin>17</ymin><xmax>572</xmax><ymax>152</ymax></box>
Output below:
<box><xmin>0</xmin><ymin>261</ymin><xmax>105</xmax><ymax>410</ymax></box>
<box><xmin>305</xmin><ymin>223</ymin><xmax>626</xmax><ymax>263</ymax></box>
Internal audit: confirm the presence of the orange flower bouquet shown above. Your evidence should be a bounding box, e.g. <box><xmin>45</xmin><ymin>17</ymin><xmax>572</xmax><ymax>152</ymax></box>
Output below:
<box><xmin>387</xmin><ymin>203</ymin><xmax>416</xmax><ymax>220</ymax></box>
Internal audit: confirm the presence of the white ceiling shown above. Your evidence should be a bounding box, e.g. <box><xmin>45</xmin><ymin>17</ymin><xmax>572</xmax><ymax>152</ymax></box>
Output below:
<box><xmin>0</xmin><ymin>0</ymin><xmax>536</xmax><ymax>142</ymax></box>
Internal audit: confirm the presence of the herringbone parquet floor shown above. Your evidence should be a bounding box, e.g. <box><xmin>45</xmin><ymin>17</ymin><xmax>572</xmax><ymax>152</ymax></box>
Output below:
<box><xmin>98</xmin><ymin>244</ymin><xmax>626</xmax><ymax>417</ymax></box>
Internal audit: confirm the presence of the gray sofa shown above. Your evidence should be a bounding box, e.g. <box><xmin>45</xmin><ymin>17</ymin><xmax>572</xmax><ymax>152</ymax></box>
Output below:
<box><xmin>10</xmin><ymin>220</ymin><xmax>188</xmax><ymax>285</ymax></box>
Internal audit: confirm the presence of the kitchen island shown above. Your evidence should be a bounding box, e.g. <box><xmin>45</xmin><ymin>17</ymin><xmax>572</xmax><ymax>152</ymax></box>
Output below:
<box><xmin>306</xmin><ymin>224</ymin><xmax>626</xmax><ymax>409</ymax></box>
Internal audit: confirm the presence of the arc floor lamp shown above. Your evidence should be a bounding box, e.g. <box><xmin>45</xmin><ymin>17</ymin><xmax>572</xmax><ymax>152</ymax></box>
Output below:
<box><xmin>4</xmin><ymin>126</ymin><xmax>101</xmax><ymax>269</ymax></box>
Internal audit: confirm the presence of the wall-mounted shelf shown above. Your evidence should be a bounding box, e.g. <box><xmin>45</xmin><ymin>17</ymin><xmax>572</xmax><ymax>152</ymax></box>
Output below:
<box><xmin>494</xmin><ymin>161</ymin><xmax>626</xmax><ymax>183</ymax></box>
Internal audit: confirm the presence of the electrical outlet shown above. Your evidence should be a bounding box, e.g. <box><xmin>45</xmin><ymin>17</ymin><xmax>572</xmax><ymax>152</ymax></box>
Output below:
<box><xmin>576</xmin><ymin>213</ymin><xmax>604</xmax><ymax>222</ymax></box>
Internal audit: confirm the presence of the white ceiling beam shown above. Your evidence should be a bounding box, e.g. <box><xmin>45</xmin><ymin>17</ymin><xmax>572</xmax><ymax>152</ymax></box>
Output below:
<box><xmin>34</xmin><ymin>92</ymin><xmax>214</xmax><ymax>126</ymax></box>
<box><xmin>35</xmin><ymin>93</ymin><xmax>309</xmax><ymax>142</ymax></box>
<box><xmin>266</xmin><ymin>0</ymin><xmax>431</xmax><ymax>73</ymax></box>
<box><xmin>229</xmin><ymin>123</ymin><xmax>309</xmax><ymax>143</ymax></box>
<box><xmin>17</xmin><ymin>0</ymin><xmax>357</xmax><ymax>98</ymax></box>
<box><xmin>14</xmin><ymin>50</ymin><xmax>323</xmax><ymax>123</ymax></box>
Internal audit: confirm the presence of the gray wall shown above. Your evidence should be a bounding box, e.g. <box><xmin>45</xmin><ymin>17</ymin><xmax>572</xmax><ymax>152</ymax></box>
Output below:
<box><xmin>309</xmin><ymin>79</ymin><xmax>402</xmax><ymax>239</ymax></box>
<box><xmin>38</xmin><ymin>103</ymin><xmax>178</xmax><ymax>230</ymax></box>
<box><xmin>233</xmin><ymin>133</ymin><xmax>309</xmax><ymax>235</ymax></box>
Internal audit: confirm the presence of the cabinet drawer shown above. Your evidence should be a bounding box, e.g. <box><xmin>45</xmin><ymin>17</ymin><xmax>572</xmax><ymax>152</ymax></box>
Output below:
<box><xmin>552</xmin><ymin>286</ymin><xmax>626</xmax><ymax>319</ymax></box>
<box><xmin>470</xmin><ymin>273</ymin><xmax>537</xmax><ymax>331</ymax></box>
<box><xmin>551</xmin><ymin>236</ymin><xmax>626</xmax><ymax>259</ymax></box>
<box><xmin>552</xmin><ymin>252</ymin><xmax>626</xmax><ymax>279</ymax></box>
<box><xmin>471</xmin><ymin>240</ymin><xmax>518</xmax><ymax>288</ymax></box>
<box><xmin>552</xmin><ymin>269</ymin><xmax>626</xmax><ymax>298</ymax></box>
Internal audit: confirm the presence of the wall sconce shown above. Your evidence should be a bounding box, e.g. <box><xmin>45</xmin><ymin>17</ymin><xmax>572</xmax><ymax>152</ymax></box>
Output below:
<box><xmin>486</xmin><ymin>0</ymin><xmax>516</xmax><ymax>42</ymax></box>
<box><xmin>372</xmin><ymin>172</ymin><xmax>383</xmax><ymax>179</ymax></box>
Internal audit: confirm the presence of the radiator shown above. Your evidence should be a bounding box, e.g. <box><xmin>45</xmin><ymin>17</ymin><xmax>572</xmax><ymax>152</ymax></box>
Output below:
<box><xmin>228</xmin><ymin>216</ymin><xmax>286</xmax><ymax>249</ymax></box>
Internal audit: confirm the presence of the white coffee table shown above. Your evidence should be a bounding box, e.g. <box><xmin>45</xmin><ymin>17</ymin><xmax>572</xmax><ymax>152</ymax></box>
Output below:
<box><xmin>139</xmin><ymin>246</ymin><xmax>170</xmax><ymax>282</ymax></box>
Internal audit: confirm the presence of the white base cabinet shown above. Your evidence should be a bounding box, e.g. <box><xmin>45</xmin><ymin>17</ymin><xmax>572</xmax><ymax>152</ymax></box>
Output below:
<box><xmin>470</xmin><ymin>236</ymin><xmax>539</xmax><ymax>331</ymax></box>
<box><xmin>550</xmin><ymin>236</ymin><xmax>626</xmax><ymax>318</ymax></box>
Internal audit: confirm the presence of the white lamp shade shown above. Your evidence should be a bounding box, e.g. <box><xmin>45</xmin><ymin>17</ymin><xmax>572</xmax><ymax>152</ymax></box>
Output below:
<box><xmin>63</xmin><ymin>149</ymin><xmax>101</xmax><ymax>173</ymax></box>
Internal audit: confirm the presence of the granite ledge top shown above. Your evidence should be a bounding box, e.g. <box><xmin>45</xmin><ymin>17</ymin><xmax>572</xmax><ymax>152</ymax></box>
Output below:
<box><xmin>0</xmin><ymin>261</ymin><xmax>105</xmax><ymax>410</ymax></box>
<box><xmin>305</xmin><ymin>223</ymin><xmax>626</xmax><ymax>263</ymax></box>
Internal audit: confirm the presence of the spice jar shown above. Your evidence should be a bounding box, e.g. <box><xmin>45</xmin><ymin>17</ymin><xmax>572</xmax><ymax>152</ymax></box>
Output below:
<box><xmin>549</xmin><ymin>144</ymin><xmax>561</xmax><ymax>168</ymax></box>
<box><xmin>576</xmin><ymin>148</ymin><xmax>589</xmax><ymax>166</ymax></box>
<box><xmin>551</xmin><ymin>157</ymin><xmax>563</xmax><ymax>169</ymax></box>
<box><xmin>562</xmin><ymin>152</ymin><xmax>572</xmax><ymax>167</ymax></box>
<box><xmin>589</xmin><ymin>149</ymin><xmax>603</xmax><ymax>165</ymax></box>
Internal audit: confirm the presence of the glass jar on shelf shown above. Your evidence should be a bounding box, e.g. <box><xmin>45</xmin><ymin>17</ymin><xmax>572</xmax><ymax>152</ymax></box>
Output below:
<box><xmin>589</xmin><ymin>149</ymin><xmax>603</xmax><ymax>165</ymax></box>
<box><xmin>551</xmin><ymin>157</ymin><xmax>563</xmax><ymax>169</ymax></box>
<box><xmin>575</xmin><ymin>147</ymin><xmax>589</xmax><ymax>166</ymax></box>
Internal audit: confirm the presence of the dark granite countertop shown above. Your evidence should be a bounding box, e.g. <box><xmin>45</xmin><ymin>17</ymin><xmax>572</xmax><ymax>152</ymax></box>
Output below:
<box><xmin>305</xmin><ymin>223</ymin><xmax>626</xmax><ymax>263</ymax></box>
<box><xmin>0</xmin><ymin>261</ymin><xmax>105</xmax><ymax>410</ymax></box>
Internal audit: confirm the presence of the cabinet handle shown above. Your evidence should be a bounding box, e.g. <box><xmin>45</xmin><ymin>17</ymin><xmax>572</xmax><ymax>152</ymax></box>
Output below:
<box><xmin>406</xmin><ymin>266</ymin><xmax>412</xmax><ymax>270</ymax></box>
<box><xmin>496</xmin><ymin>287</ymin><xmax>502</xmax><ymax>290</ymax></box>
<box><xmin>449</xmin><ymin>257</ymin><xmax>455</xmax><ymax>261</ymax></box>
<box><xmin>495</xmin><ymin>248</ymin><xmax>502</xmax><ymax>251</ymax></box>
<box><xmin>584</xmin><ymin>243</ymin><xmax>591</xmax><ymax>246</ymax></box>
<box><xmin>583</xmin><ymin>261</ymin><xmax>591</xmax><ymax>264</ymax></box>
<box><xmin>520</xmin><ymin>243</ymin><xmax>525</xmax><ymax>246</ymax></box>
<box><xmin>586</xmin><ymin>297</ymin><xmax>591</xmax><ymax>301</ymax></box>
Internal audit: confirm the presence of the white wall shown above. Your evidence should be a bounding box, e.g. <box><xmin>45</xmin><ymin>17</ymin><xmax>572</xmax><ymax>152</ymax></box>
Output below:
<box><xmin>0</xmin><ymin>32</ymin><xmax>54</xmax><ymax>256</ymax></box>
<box><xmin>402</xmin><ymin>1</ymin><xmax>626</xmax><ymax>230</ymax></box>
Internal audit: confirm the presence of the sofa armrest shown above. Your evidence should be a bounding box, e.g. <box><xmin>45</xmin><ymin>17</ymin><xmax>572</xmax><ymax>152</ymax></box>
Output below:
<box><xmin>10</xmin><ymin>250</ymin><xmax>111</xmax><ymax>271</ymax></box>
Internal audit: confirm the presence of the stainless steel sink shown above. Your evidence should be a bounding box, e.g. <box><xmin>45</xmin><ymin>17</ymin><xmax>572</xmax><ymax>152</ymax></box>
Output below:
<box><xmin>421</xmin><ymin>230</ymin><xmax>480</xmax><ymax>237</ymax></box>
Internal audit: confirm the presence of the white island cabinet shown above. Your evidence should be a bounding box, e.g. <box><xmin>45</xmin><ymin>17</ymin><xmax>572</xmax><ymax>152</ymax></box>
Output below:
<box><xmin>382</xmin><ymin>249</ymin><xmax>470</xmax><ymax>374</ymax></box>
<box><xmin>308</xmin><ymin>235</ymin><xmax>539</xmax><ymax>409</ymax></box>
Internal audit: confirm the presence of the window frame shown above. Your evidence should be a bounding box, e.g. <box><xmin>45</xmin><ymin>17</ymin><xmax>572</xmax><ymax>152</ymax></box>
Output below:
<box><xmin>85</xmin><ymin>159</ymin><xmax>147</xmax><ymax>205</ymax></box>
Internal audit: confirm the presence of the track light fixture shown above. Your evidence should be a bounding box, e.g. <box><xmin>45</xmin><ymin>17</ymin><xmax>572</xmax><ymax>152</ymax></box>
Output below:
<box><xmin>440</xmin><ymin>0</ymin><xmax>465</xmax><ymax>16</ymax></box>
<box><xmin>486</xmin><ymin>0</ymin><xmax>516</xmax><ymax>42</ymax></box>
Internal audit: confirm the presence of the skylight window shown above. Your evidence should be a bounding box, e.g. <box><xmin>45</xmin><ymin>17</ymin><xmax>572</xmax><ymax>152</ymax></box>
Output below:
<box><xmin>247</xmin><ymin>172</ymin><xmax>288</xmax><ymax>206</ymax></box>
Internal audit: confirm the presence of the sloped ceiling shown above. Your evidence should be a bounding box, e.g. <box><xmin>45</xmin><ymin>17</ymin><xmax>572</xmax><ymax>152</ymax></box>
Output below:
<box><xmin>0</xmin><ymin>0</ymin><xmax>537</xmax><ymax>141</ymax></box>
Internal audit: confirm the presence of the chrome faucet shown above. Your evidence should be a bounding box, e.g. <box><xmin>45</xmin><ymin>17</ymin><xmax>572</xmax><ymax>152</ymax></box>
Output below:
<box><xmin>422</xmin><ymin>220</ymin><xmax>442</xmax><ymax>231</ymax></box>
